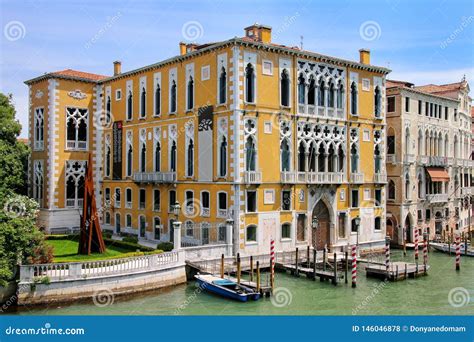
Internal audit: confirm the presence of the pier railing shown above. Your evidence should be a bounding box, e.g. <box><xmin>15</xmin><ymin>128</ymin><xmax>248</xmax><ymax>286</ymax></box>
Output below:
<box><xmin>19</xmin><ymin>250</ymin><xmax>184</xmax><ymax>283</ymax></box>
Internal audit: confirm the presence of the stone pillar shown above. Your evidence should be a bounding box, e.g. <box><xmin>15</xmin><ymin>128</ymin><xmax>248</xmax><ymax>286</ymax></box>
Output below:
<box><xmin>173</xmin><ymin>221</ymin><xmax>182</xmax><ymax>250</ymax></box>
<box><xmin>226</xmin><ymin>218</ymin><xmax>234</xmax><ymax>256</ymax></box>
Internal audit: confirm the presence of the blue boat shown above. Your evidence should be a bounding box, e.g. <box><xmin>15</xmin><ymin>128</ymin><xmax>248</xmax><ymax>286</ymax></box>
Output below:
<box><xmin>195</xmin><ymin>274</ymin><xmax>261</xmax><ymax>302</ymax></box>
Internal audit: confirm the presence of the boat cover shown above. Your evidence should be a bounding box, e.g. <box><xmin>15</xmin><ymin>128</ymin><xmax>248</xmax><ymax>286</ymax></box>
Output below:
<box><xmin>212</xmin><ymin>279</ymin><xmax>236</xmax><ymax>286</ymax></box>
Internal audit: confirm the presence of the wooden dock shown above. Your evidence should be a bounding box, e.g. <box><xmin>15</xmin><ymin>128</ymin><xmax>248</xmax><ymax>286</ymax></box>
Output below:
<box><xmin>276</xmin><ymin>263</ymin><xmax>344</xmax><ymax>284</ymax></box>
<box><xmin>365</xmin><ymin>261</ymin><xmax>429</xmax><ymax>281</ymax></box>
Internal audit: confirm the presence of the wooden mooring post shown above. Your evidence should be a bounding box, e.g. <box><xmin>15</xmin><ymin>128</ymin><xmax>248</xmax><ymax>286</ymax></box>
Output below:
<box><xmin>295</xmin><ymin>247</ymin><xmax>299</xmax><ymax>277</ymax></box>
<box><xmin>332</xmin><ymin>252</ymin><xmax>337</xmax><ymax>285</ymax></box>
<box><xmin>307</xmin><ymin>246</ymin><xmax>310</xmax><ymax>268</ymax></box>
<box><xmin>256</xmin><ymin>261</ymin><xmax>261</xmax><ymax>293</ymax></box>
<box><xmin>220</xmin><ymin>254</ymin><xmax>224</xmax><ymax>278</ymax></box>
<box><xmin>345</xmin><ymin>250</ymin><xmax>348</xmax><ymax>284</ymax></box>
<box><xmin>236</xmin><ymin>253</ymin><xmax>241</xmax><ymax>284</ymax></box>
<box><xmin>250</xmin><ymin>256</ymin><xmax>254</xmax><ymax>282</ymax></box>
<box><xmin>323</xmin><ymin>247</ymin><xmax>327</xmax><ymax>272</ymax></box>
<box><xmin>313</xmin><ymin>248</ymin><xmax>317</xmax><ymax>280</ymax></box>
<box><xmin>455</xmin><ymin>234</ymin><xmax>461</xmax><ymax>271</ymax></box>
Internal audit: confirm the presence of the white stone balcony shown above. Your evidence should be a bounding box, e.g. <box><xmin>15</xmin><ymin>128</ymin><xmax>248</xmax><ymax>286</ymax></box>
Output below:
<box><xmin>133</xmin><ymin>171</ymin><xmax>176</xmax><ymax>183</ymax></box>
<box><xmin>461</xmin><ymin>187</ymin><xmax>473</xmax><ymax>196</ymax></box>
<box><xmin>350</xmin><ymin>173</ymin><xmax>364</xmax><ymax>184</ymax></box>
<box><xmin>417</xmin><ymin>155</ymin><xmax>429</xmax><ymax>165</ymax></box>
<box><xmin>429</xmin><ymin>156</ymin><xmax>447</xmax><ymax>166</ymax></box>
<box><xmin>201</xmin><ymin>207</ymin><xmax>210</xmax><ymax>217</ymax></box>
<box><xmin>403</xmin><ymin>154</ymin><xmax>415</xmax><ymax>164</ymax></box>
<box><xmin>294</xmin><ymin>172</ymin><xmax>344</xmax><ymax>184</ymax></box>
<box><xmin>34</xmin><ymin>141</ymin><xmax>44</xmax><ymax>150</ymax></box>
<box><xmin>243</xmin><ymin>170</ymin><xmax>262</xmax><ymax>184</ymax></box>
<box><xmin>281</xmin><ymin>171</ymin><xmax>296</xmax><ymax>184</ymax></box>
<box><xmin>373</xmin><ymin>173</ymin><xmax>387</xmax><ymax>183</ymax></box>
<box><xmin>426</xmin><ymin>193</ymin><xmax>448</xmax><ymax>203</ymax></box>
<box><xmin>217</xmin><ymin>209</ymin><xmax>228</xmax><ymax>218</ymax></box>
<box><xmin>387</xmin><ymin>155</ymin><xmax>396</xmax><ymax>164</ymax></box>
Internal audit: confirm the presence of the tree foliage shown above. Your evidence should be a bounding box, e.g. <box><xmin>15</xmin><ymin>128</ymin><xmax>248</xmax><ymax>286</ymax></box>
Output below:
<box><xmin>0</xmin><ymin>93</ymin><xmax>52</xmax><ymax>286</ymax></box>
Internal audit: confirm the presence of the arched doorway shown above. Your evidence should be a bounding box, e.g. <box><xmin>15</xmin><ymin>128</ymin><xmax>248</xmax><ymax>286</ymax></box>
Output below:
<box><xmin>386</xmin><ymin>217</ymin><xmax>395</xmax><ymax>242</ymax></box>
<box><xmin>312</xmin><ymin>200</ymin><xmax>331</xmax><ymax>250</ymax></box>
<box><xmin>404</xmin><ymin>214</ymin><xmax>413</xmax><ymax>243</ymax></box>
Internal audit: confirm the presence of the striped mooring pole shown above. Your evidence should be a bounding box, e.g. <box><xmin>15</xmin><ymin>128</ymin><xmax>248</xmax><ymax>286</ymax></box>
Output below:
<box><xmin>351</xmin><ymin>244</ymin><xmax>357</xmax><ymax>288</ymax></box>
<box><xmin>414</xmin><ymin>228</ymin><xmax>419</xmax><ymax>260</ymax></box>
<box><xmin>423</xmin><ymin>231</ymin><xmax>428</xmax><ymax>267</ymax></box>
<box><xmin>270</xmin><ymin>238</ymin><xmax>275</xmax><ymax>290</ymax></box>
<box><xmin>455</xmin><ymin>234</ymin><xmax>461</xmax><ymax>271</ymax></box>
<box><xmin>385</xmin><ymin>236</ymin><xmax>390</xmax><ymax>276</ymax></box>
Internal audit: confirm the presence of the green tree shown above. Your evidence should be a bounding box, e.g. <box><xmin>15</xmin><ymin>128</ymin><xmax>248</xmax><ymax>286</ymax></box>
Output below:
<box><xmin>0</xmin><ymin>93</ymin><xmax>29</xmax><ymax>198</ymax></box>
<box><xmin>0</xmin><ymin>93</ymin><xmax>52</xmax><ymax>286</ymax></box>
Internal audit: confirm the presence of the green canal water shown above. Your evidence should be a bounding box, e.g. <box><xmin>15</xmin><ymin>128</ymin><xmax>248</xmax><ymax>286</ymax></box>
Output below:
<box><xmin>9</xmin><ymin>250</ymin><xmax>474</xmax><ymax>315</ymax></box>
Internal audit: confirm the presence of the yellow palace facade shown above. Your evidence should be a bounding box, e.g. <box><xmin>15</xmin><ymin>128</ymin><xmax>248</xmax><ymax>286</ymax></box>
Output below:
<box><xmin>26</xmin><ymin>24</ymin><xmax>390</xmax><ymax>255</ymax></box>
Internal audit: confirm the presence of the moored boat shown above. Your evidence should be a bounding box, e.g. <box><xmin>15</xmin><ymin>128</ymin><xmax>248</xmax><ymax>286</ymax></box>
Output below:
<box><xmin>430</xmin><ymin>242</ymin><xmax>474</xmax><ymax>256</ymax></box>
<box><xmin>195</xmin><ymin>274</ymin><xmax>261</xmax><ymax>302</ymax></box>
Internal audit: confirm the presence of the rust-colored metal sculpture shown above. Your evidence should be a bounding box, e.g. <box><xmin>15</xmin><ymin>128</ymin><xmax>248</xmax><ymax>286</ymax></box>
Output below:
<box><xmin>78</xmin><ymin>154</ymin><xmax>106</xmax><ymax>255</ymax></box>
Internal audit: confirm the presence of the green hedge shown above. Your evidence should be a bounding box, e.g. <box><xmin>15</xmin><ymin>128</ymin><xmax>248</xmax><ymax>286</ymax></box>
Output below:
<box><xmin>103</xmin><ymin>238</ymin><xmax>155</xmax><ymax>252</ymax></box>
<box><xmin>47</xmin><ymin>234</ymin><xmax>155</xmax><ymax>252</ymax></box>
<box><xmin>156</xmin><ymin>242</ymin><xmax>174</xmax><ymax>252</ymax></box>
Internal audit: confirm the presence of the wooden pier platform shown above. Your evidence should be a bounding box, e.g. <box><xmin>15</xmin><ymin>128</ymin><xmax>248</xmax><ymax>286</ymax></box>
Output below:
<box><xmin>365</xmin><ymin>261</ymin><xmax>429</xmax><ymax>281</ymax></box>
<box><xmin>226</xmin><ymin>276</ymin><xmax>272</xmax><ymax>297</ymax></box>
<box><xmin>277</xmin><ymin>263</ymin><xmax>344</xmax><ymax>284</ymax></box>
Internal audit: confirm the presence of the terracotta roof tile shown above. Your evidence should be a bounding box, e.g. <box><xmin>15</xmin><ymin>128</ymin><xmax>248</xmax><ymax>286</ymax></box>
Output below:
<box><xmin>51</xmin><ymin>69</ymin><xmax>108</xmax><ymax>81</ymax></box>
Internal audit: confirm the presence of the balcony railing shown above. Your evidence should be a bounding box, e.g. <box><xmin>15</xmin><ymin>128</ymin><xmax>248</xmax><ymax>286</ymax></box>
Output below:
<box><xmin>125</xmin><ymin>201</ymin><xmax>132</xmax><ymax>209</ymax></box>
<box><xmin>133</xmin><ymin>172</ymin><xmax>176</xmax><ymax>183</ymax></box>
<box><xmin>426</xmin><ymin>194</ymin><xmax>448</xmax><ymax>203</ymax></box>
<box><xmin>281</xmin><ymin>171</ymin><xmax>296</xmax><ymax>184</ymax></box>
<box><xmin>350</xmin><ymin>173</ymin><xmax>364</xmax><ymax>184</ymax></box>
<box><xmin>403</xmin><ymin>154</ymin><xmax>415</xmax><ymax>164</ymax></box>
<box><xmin>461</xmin><ymin>187</ymin><xmax>473</xmax><ymax>196</ymax></box>
<box><xmin>373</xmin><ymin>173</ymin><xmax>387</xmax><ymax>183</ymax></box>
<box><xmin>417</xmin><ymin>155</ymin><xmax>429</xmax><ymax>165</ymax></box>
<box><xmin>387</xmin><ymin>155</ymin><xmax>396</xmax><ymax>164</ymax></box>
<box><xmin>66</xmin><ymin>198</ymin><xmax>83</xmax><ymax>208</ymax></box>
<box><xmin>217</xmin><ymin>209</ymin><xmax>228</xmax><ymax>218</ymax></box>
<box><xmin>428</xmin><ymin>156</ymin><xmax>447</xmax><ymax>166</ymax></box>
<box><xmin>293</xmin><ymin>172</ymin><xmax>344</xmax><ymax>184</ymax></box>
<box><xmin>297</xmin><ymin>104</ymin><xmax>344</xmax><ymax>119</ymax></box>
<box><xmin>243</xmin><ymin>170</ymin><xmax>262</xmax><ymax>184</ymax></box>
<box><xmin>201</xmin><ymin>208</ymin><xmax>210</xmax><ymax>217</ymax></box>
<box><xmin>34</xmin><ymin>141</ymin><xmax>44</xmax><ymax>150</ymax></box>
<box><xmin>66</xmin><ymin>140</ymin><xmax>87</xmax><ymax>150</ymax></box>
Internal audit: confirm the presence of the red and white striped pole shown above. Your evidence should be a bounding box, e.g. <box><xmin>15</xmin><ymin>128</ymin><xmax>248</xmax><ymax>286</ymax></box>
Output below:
<box><xmin>385</xmin><ymin>236</ymin><xmax>390</xmax><ymax>276</ymax></box>
<box><xmin>351</xmin><ymin>244</ymin><xmax>357</xmax><ymax>288</ymax></box>
<box><xmin>414</xmin><ymin>228</ymin><xmax>419</xmax><ymax>261</ymax></box>
<box><xmin>455</xmin><ymin>234</ymin><xmax>461</xmax><ymax>271</ymax></box>
<box><xmin>270</xmin><ymin>238</ymin><xmax>275</xmax><ymax>290</ymax></box>
<box><xmin>423</xmin><ymin>231</ymin><xmax>428</xmax><ymax>267</ymax></box>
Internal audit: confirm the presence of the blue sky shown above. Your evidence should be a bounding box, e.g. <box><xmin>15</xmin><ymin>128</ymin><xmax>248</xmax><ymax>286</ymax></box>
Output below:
<box><xmin>1</xmin><ymin>0</ymin><xmax>473</xmax><ymax>137</ymax></box>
